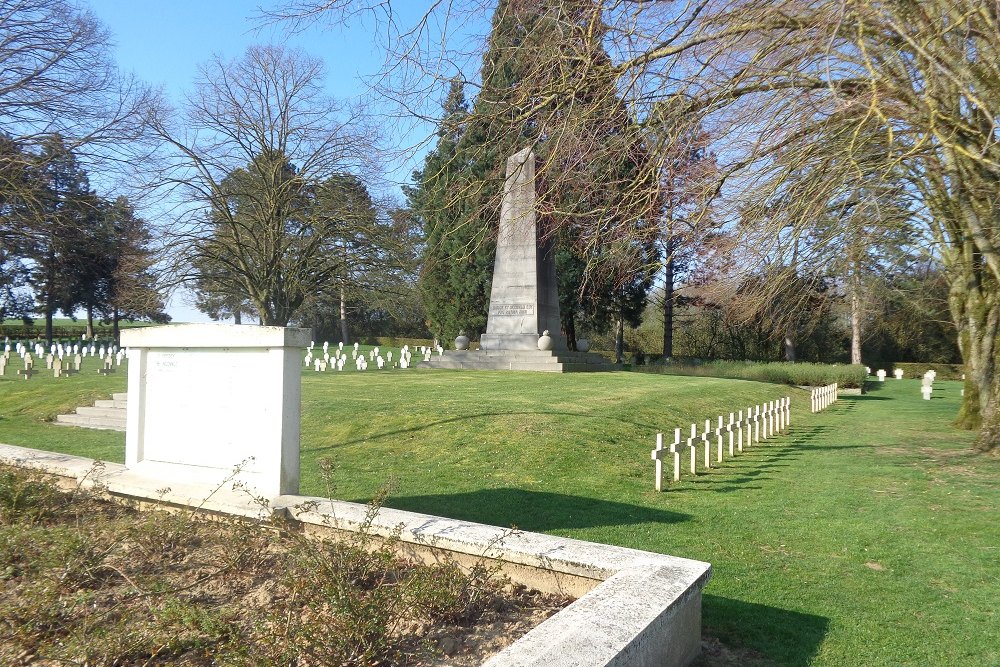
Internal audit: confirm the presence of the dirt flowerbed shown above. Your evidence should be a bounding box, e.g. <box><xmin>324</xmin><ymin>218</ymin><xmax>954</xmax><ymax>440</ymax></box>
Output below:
<box><xmin>0</xmin><ymin>466</ymin><xmax>569</xmax><ymax>665</ymax></box>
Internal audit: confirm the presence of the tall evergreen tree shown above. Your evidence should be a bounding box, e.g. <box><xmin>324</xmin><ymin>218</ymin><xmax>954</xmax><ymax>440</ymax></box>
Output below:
<box><xmin>0</xmin><ymin>134</ymin><xmax>35</xmax><ymax>322</ymax></box>
<box><xmin>57</xmin><ymin>190</ymin><xmax>113</xmax><ymax>337</ymax></box>
<box><xmin>406</xmin><ymin>78</ymin><xmax>493</xmax><ymax>340</ymax></box>
<box><xmin>26</xmin><ymin>135</ymin><xmax>94</xmax><ymax>343</ymax></box>
<box><xmin>102</xmin><ymin>196</ymin><xmax>169</xmax><ymax>340</ymax></box>
<box><xmin>409</xmin><ymin>1</ymin><xmax>657</xmax><ymax>343</ymax></box>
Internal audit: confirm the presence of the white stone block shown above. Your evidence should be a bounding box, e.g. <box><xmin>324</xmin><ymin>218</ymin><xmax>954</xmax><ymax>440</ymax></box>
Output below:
<box><xmin>121</xmin><ymin>324</ymin><xmax>309</xmax><ymax>497</ymax></box>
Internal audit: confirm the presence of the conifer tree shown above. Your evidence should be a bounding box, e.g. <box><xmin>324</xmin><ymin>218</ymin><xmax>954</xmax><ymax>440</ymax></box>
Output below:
<box><xmin>409</xmin><ymin>0</ymin><xmax>657</xmax><ymax>343</ymax></box>
<box><xmin>406</xmin><ymin>78</ymin><xmax>494</xmax><ymax>340</ymax></box>
<box><xmin>26</xmin><ymin>135</ymin><xmax>94</xmax><ymax>343</ymax></box>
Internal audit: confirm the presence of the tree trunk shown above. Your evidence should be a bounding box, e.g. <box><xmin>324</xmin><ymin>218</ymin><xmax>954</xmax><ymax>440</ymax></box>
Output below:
<box><xmin>233</xmin><ymin>309</ymin><xmax>242</xmax><ymax>325</ymax></box>
<box><xmin>615</xmin><ymin>317</ymin><xmax>624</xmax><ymax>364</ymax></box>
<box><xmin>45</xmin><ymin>243</ymin><xmax>55</xmax><ymax>345</ymax></box>
<box><xmin>783</xmin><ymin>329</ymin><xmax>796</xmax><ymax>362</ymax></box>
<box><xmin>45</xmin><ymin>308</ymin><xmax>53</xmax><ymax>346</ymax></box>
<box><xmin>662</xmin><ymin>246</ymin><xmax>674</xmax><ymax>359</ymax></box>
<box><xmin>112</xmin><ymin>306</ymin><xmax>120</xmax><ymax>344</ymax></box>
<box><xmin>565</xmin><ymin>313</ymin><xmax>577</xmax><ymax>351</ymax></box>
<box><xmin>850</xmin><ymin>278</ymin><xmax>862</xmax><ymax>365</ymax></box>
<box><xmin>949</xmin><ymin>270</ymin><xmax>999</xmax><ymax>453</ymax></box>
<box><xmin>86</xmin><ymin>304</ymin><xmax>94</xmax><ymax>339</ymax></box>
<box><xmin>339</xmin><ymin>286</ymin><xmax>350</xmax><ymax>344</ymax></box>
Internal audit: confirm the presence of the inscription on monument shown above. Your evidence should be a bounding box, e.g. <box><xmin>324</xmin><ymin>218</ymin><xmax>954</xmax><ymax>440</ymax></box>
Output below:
<box><xmin>490</xmin><ymin>303</ymin><xmax>535</xmax><ymax>317</ymax></box>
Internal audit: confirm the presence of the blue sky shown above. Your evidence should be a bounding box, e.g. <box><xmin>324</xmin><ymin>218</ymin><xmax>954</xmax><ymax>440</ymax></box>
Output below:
<box><xmin>89</xmin><ymin>0</ymin><xmax>389</xmax><ymax>104</ymax></box>
<box><xmin>85</xmin><ymin>0</ymin><xmax>459</xmax><ymax>323</ymax></box>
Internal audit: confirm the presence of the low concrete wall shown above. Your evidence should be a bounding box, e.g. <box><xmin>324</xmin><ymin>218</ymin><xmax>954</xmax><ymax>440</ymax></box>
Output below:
<box><xmin>0</xmin><ymin>443</ymin><xmax>712</xmax><ymax>667</ymax></box>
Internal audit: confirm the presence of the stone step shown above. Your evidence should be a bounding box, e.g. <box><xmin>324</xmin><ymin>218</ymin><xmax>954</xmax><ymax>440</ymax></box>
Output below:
<box><xmin>94</xmin><ymin>399</ymin><xmax>128</xmax><ymax>409</ymax></box>
<box><xmin>75</xmin><ymin>405</ymin><xmax>127</xmax><ymax>419</ymax></box>
<box><xmin>420</xmin><ymin>353</ymin><xmax>611</xmax><ymax>373</ymax></box>
<box><xmin>449</xmin><ymin>349</ymin><xmax>609</xmax><ymax>363</ymax></box>
<box><xmin>53</xmin><ymin>393</ymin><xmax>128</xmax><ymax>432</ymax></box>
<box><xmin>54</xmin><ymin>413</ymin><xmax>126</xmax><ymax>431</ymax></box>
<box><xmin>423</xmin><ymin>359</ymin><xmax>562</xmax><ymax>371</ymax></box>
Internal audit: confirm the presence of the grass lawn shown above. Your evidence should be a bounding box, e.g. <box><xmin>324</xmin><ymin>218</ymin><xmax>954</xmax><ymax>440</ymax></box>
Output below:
<box><xmin>0</xmin><ymin>358</ymin><xmax>996</xmax><ymax>666</ymax></box>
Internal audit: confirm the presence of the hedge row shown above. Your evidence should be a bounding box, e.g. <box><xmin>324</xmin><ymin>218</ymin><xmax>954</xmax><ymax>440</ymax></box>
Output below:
<box><xmin>0</xmin><ymin>324</ymin><xmax>148</xmax><ymax>339</ymax></box>
<box><xmin>636</xmin><ymin>360</ymin><xmax>868</xmax><ymax>388</ymax></box>
<box><xmin>357</xmin><ymin>336</ymin><xmax>436</xmax><ymax>349</ymax></box>
<box><xmin>891</xmin><ymin>362</ymin><xmax>965</xmax><ymax>381</ymax></box>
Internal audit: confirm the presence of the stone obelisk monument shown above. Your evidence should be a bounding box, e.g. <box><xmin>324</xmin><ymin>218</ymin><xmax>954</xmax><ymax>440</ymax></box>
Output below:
<box><xmin>479</xmin><ymin>147</ymin><xmax>565</xmax><ymax>352</ymax></box>
<box><xmin>419</xmin><ymin>147</ymin><xmax>609</xmax><ymax>372</ymax></box>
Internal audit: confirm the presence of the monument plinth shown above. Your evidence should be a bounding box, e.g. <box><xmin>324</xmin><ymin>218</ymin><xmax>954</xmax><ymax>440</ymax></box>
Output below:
<box><xmin>420</xmin><ymin>148</ymin><xmax>609</xmax><ymax>373</ymax></box>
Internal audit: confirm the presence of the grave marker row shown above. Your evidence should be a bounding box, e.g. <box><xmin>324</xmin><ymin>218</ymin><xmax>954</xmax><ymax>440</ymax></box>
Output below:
<box><xmin>0</xmin><ymin>349</ymin><xmax>122</xmax><ymax>380</ymax></box>
<box><xmin>810</xmin><ymin>383</ymin><xmax>838</xmax><ymax>412</ymax></box>
<box><xmin>651</xmin><ymin>398</ymin><xmax>791</xmax><ymax>491</ymax></box>
<box><xmin>305</xmin><ymin>343</ymin><xmax>419</xmax><ymax>373</ymax></box>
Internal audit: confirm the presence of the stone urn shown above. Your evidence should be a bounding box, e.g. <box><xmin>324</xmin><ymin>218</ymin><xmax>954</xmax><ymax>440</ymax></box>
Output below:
<box><xmin>576</xmin><ymin>338</ymin><xmax>591</xmax><ymax>353</ymax></box>
<box><xmin>454</xmin><ymin>331</ymin><xmax>470</xmax><ymax>351</ymax></box>
<box><xmin>537</xmin><ymin>330</ymin><xmax>553</xmax><ymax>351</ymax></box>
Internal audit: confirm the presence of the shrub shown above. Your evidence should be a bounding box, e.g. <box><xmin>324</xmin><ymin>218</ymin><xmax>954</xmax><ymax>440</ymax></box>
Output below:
<box><xmin>892</xmin><ymin>362</ymin><xmax>965</xmax><ymax>381</ymax></box>
<box><xmin>361</xmin><ymin>335</ymin><xmax>435</xmax><ymax>349</ymax></box>
<box><xmin>0</xmin><ymin>465</ymin><xmax>561</xmax><ymax>666</ymax></box>
<box><xmin>0</xmin><ymin>468</ymin><xmax>65</xmax><ymax>525</ymax></box>
<box><xmin>637</xmin><ymin>360</ymin><xmax>868</xmax><ymax>388</ymax></box>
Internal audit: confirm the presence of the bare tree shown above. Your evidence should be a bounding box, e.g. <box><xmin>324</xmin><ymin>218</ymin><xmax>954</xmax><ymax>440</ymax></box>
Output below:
<box><xmin>148</xmin><ymin>45</ymin><xmax>379</xmax><ymax>326</ymax></box>
<box><xmin>0</xmin><ymin>0</ymin><xmax>155</xmax><ymax>334</ymax></box>
<box><xmin>0</xmin><ymin>0</ymin><xmax>152</xmax><ymax>170</ymax></box>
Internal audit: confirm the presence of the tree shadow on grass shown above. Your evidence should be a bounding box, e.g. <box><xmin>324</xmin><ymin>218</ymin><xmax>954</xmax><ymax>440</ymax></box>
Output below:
<box><xmin>702</xmin><ymin>594</ymin><xmax>829</xmax><ymax>666</ymax></box>
<box><xmin>357</xmin><ymin>487</ymin><xmax>690</xmax><ymax>532</ymax></box>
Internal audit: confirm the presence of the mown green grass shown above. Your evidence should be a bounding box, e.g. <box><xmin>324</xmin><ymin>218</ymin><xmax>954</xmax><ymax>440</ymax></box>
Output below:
<box><xmin>0</xmin><ymin>360</ymin><xmax>996</xmax><ymax>666</ymax></box>
<box><xmin>0</xmin><ymin>354</ymin><xmax>127</xmax><ymax>462</ymax></box>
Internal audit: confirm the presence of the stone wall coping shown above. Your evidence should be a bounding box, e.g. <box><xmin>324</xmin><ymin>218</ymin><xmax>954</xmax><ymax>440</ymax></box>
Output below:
<box><xmin>278</xmin><ymin>496</ymin><xmax>708</xmax><ymax>584</ymax></box>
<box><xmin>120</xmin><ymin>323</ymin><xmax>312</xmax><ymax>349</ymax></box>
<box><xmin>0</xmin><ymin>443</ymin><xmax>712</xmax><ymax>667</ymax></box>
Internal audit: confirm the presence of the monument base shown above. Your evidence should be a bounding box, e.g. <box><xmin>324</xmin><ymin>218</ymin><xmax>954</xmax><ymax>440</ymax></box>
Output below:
<box><xmin>419</xmin><ymin>349</ymin><xmax>612</xmax><ymax>373</ymax></box>
<box><xmin>480</xmin><ymin>333</ymin><xmax>566</xmax><ymax>352</ymax></box>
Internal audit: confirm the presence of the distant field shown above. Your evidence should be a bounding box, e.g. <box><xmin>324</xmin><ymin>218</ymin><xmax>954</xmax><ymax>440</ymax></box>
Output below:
<box><xmin>2</xmin><ymin>318</ymin><xmax>152</xmax><ymax>327</ymax></box>
<box><xmin>1</xmin><ymin>318</ymin><xmax>153</xmax><ymax>341</ymax></box>
<box><xmin>0</xmin><ymin>362</ymin><xmax>995</xmax><ymax>666</ymax></box>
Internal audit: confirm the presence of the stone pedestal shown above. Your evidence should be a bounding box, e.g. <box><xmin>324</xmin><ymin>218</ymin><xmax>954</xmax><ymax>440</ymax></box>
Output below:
<box><xmin>120</xmin><ymin>324</ymin><xmax>310</xmax><ymax>496</ymax></box>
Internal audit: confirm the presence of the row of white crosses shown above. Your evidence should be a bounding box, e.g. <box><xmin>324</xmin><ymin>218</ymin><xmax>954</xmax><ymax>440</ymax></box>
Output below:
<box><xmin>650</xmin><ymin>398</ymin><xmax>791</xmax><ymax>491</ymax></box>
<box><xmin>869</xmin><ymin>367</ymin><xmax>906</xmax><ymax>381</ymax></box>
<box><xmin>811</xmin><ymin>383</ymin><xmax>838</xmax><ymax>413</ymax></box>
<box><xmin>1</xmin><ymin>338</ymin><xmax>123</xmax><ymax>379</ymax></box>
<box><xmin>303</xmin><ymin>340</ymin><xmax>428</xmax><ymax>372</ymax></box>
<box><xmin>4</xmin><ymin>339</ymin><xmax>118</xmax><ymax>361</ymax></box>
